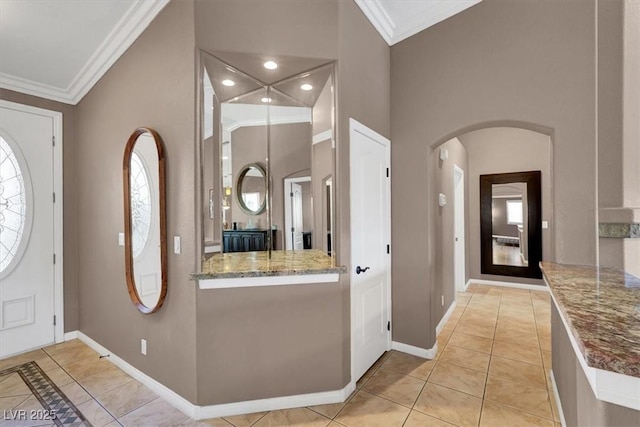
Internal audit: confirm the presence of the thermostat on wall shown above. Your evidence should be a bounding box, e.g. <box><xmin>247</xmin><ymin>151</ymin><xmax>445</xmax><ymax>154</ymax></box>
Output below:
<box><xmin>438</xmin><ymin>193</ymin><xmax>447</xmax><ymax>207</ymax></box>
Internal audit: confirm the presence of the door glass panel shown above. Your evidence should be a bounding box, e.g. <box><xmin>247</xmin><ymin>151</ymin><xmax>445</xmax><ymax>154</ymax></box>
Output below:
<box><xmin>0</xmin><ymin>135</ymin><xmax>31</xmax><ymax>276</ymax></box>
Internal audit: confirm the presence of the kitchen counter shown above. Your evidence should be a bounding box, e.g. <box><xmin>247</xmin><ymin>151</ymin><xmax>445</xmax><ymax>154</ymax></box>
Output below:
<box><xmin>192</xmin><ymin>249</ymin><xmax>347</xmax><ymax>289</ymax></box>
<box><xmin>541</xmin><ymin>262</ymin><xmax>640</xmax><ymax>412</ymax></box>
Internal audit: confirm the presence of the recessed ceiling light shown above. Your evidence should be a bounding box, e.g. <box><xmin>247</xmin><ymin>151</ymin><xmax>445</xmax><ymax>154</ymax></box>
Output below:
<box><xmin>222</xmin><ymin>79</ymin><xmax>235</xmax><ymax>87</ymax></box>
<box><xmin>261</xmin><ymin>97</ymin><xmax>272</xmax><ymax>103</ymax></box>
<box><xmin>263</xmin><ymin>61</ymin><xmax>278</xmax><ymax>70</ymax></box>
<box><xmin>301</xmin><ymin>83</ymin><xmax>313</xmax><ymax>91</ymax></box>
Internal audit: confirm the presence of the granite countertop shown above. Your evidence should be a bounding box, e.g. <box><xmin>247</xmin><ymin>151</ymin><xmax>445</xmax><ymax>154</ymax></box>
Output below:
<box><xmin>192</xmin><ymin>249</ymin><xmax>347</xmax><ymax>280</ymax></box>
<box><xmin>540</xmin><ymin>262</ymin><xmax>640</xmax><ymax>378</ymax></box>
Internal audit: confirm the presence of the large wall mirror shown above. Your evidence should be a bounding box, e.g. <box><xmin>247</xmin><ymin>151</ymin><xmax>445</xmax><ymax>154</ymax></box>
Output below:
<box><xmin>123</xmin><ymin>128</ymin><xmax>167</xmax><ymax>314</ymax></box>
<box><xmin>200</xmin><ymin>50</ymin><xmax>335</xmax><ymax>258</ymax></box>
<box><xmin>480</xmin><ymin>171</ymin><xmax>542</xmax><ymax>279</ymax></box>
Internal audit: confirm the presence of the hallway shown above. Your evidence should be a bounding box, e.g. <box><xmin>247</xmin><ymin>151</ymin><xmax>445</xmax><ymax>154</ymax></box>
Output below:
<box><xmin>0</xmin><ymin>285</ymin><xmax>559</xmax><ymax>426</ymax></box>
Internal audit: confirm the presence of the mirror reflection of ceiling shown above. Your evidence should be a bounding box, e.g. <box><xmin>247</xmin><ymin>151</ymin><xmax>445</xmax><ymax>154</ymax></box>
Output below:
<box><xmin>203</xmin><ymin>52</ymin><xmax>329</xmax><ymax>139</ymax></box>
<box><xmin>492</xmin><ymin>183</ymin><xmax>525</xmax><ymax>199</ymax></box>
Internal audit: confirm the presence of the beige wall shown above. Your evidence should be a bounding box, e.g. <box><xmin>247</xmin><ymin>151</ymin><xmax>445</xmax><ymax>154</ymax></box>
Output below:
<box><xmin>429</xmin><ymin>138</ymin><xmax>469</xmax><ymax>321</ymax></box>
<box><xmin>0</xmin><ymin>88</ymin><xmax>79</xmax><ymax>332</ymax></box>
<box><xmin>74</xmin><ymin>0</ymin><xmax>198</xmax><ymax>401</ymax></box>
<box><xmin>391</xmin><ymin>0</ymin><xmax>597</xmax><ymax>350</ymax></box>
<box><xmin>271</xmin><ymin>123</ymin><xmax>313</xmax><ymax>249</ymax></box>
<box><xmin>193</xmin><ymin>0</ymin><xmax>389</xmax><ymax>403</ymax></box>
<box><xmin>229</xmin><ymin>126</ymin><xmax>269</xmax><ymax>230</ymax></box>
<box><xmin>459</xmin><ymin>127</ymin><xmax>552</xmax><ymax>286</ymax></box>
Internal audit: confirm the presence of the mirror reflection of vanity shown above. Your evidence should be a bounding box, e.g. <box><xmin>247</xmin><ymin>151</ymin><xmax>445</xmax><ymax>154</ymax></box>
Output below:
<box><xmin>200</xmin><ymin>51</ymin><xmax>335</xmax><ymax>258</ymax></box>
<box><xmin>480</xmin><ymin>171</ymin><xmax>542</xmax><ymax>279</ymax></box>
<box><xmin>123</xmin><ymin>128</ymin><xmax>167</xmax><ymax>314</ymax></box>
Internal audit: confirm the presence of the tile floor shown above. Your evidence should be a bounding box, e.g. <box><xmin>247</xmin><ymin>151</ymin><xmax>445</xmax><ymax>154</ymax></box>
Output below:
<box><xmin>0</xmin><ymin>284</ymin><xmax>560</xmax><ymax>427</ymax></box>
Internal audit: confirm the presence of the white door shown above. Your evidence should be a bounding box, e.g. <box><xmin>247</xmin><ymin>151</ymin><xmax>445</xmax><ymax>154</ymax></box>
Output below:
<box><xmin>350</xmin><ymin>119</ymin><xmax>391</xmax><ymax>382</ymax></box>
<box><xmin>454</xmin><ymin>165</ymin><xmax>465</xmax><ymax>293</ymax></box>
<box><xmin>284</xmin><ymin>177</ymin><xmax>310</xmax><ymax>250</ymax></box>
<box><xmin>291</xmin><ymin>183</ymin><xmax>304</xmax><ymax>250</ymax></box>
<box><xmin>0</xmin><ymin>103</ymin><xmax>59</xmax><ymax>357</ymax></box>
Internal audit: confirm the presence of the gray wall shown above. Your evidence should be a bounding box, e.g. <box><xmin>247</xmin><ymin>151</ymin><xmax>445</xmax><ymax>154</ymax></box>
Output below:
<box><xmin>430</xmin><ymin>138</ymin><xmax>469</xmax><ymax>323</ymax></box>
<box><xmin>271</xmin><ymin>122</ymin><xmax>313</xmax><ymax>249</ymax></box>
<box><xmin>391</xmin><ymin>0</ymin><xmax>596</xmax><ymax>349</ymax></box>
<box><xmin>193</xmin><ymin>0</ymin><xmax>390</xmax><ymax>403</ymax></box>
<box><xmin>459</xmin><ymin>127</ymin><xmax>552</xmax><ymax>286</ymax></box>
<box><xmin>0</xmin><ymin>88</ymin><xmax>79</xmax><ymax>332</ymax></box>
<box><xmin>552</xmin><ymin>304</ymin><xmax>640</xmax><ymax>426</ymax></box>
<box><xmin>74</xmin><ymin>0</ymin><xmax>198</xmax><ymax>401</ymax></box>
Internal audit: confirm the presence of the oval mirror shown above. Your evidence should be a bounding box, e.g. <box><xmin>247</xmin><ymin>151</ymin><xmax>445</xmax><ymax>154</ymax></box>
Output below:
<box><xmin>236</xmin><ymin>163</ymin><xmax>267</xmax><ymax>215</ymax></box>
<box><xmin>123</xmin><ymin>128</ymin><xmax>167</xmax><ymax>314</ymax></box>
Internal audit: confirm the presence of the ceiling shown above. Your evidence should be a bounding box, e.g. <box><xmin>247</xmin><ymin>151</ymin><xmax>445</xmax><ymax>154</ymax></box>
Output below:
<box><xmin>0</xmin><ymin>0</ymin><xmax>480</xmax><ymax>105</ymax></box>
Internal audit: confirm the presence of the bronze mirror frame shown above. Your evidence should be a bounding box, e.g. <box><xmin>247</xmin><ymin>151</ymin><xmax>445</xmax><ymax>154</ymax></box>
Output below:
<box><xmin>480</xmin><ymin>170</ymin><xmax>542</xmax><ymax>279</ymax></box>
<box><xmin>235</xmin><ymin>162</ymin><xmax>267</xmax><ymax>215</ymax></box>
<box><xmin>123</xmin><ymin>127</ymin><xmax>168</xmax><ymax>314</ymax></box>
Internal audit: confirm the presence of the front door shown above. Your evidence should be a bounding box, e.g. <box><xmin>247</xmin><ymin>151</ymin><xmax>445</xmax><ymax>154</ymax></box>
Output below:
<box><xmin>350</xmin><ymin>119</ymin><xmax>391</xmax><ymax>382</ymax></box>
<box><xmin>0</xmin><ymin>102</ymin><xmax>57</xmax><ymax>357</ymax></box>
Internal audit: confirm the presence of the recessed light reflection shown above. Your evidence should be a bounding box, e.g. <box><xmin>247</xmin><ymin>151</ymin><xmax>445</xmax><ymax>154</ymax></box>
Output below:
<box><xmin>301</xmin><ymin>84</ymin><xmax>313</xmax><ymax>91</ymax></box>
<box><xmin>261</xmin><ymin>97</ymin><xmax>272</xmax><ymax>103</ymax></box>
<box><xmin>222</xmin><ymin>79</ymin><xmax>235</xmax><ymax>87</ymax></box>
<box><xmin>263</xmin><ymin>61</ymin><xmax>278</xmax><ymax>70</ymax></box>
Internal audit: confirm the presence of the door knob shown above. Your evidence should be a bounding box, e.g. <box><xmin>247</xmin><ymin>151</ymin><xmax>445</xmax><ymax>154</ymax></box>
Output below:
<box><xmin>356</xmin><ymin>266</ymin><xmax>370</xmax><ymax>274</ymax></box>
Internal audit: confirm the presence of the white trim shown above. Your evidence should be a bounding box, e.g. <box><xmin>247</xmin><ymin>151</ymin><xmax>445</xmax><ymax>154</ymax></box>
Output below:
<box><xmin>436</xmin><ymin>301</ymin><xmax>457</xmax><ymax>336</ymax></box>
<box><xmin>549</xmin><ymin>370</ymin><xmax>567</xmax><ymax>427</ymax></box>
<box><xmin>0</xmin><ymin>1</ymin><xmax>169</xmax><ymax>105</ymax></box>
<box><xmin>548</xmin><ymin>285</ymin><xmax>640</xmax><ymax>410</ymax></box>
<box><xmin>198</xmin><ymin>273</ymin><xmax>339</xmax><ymax>289</ymax></box>
<box><xmin>392</xmin><ymin>341</ymin><xmax>438</xmax><ymax>360</ymax></box>
<box><xmin>225</xmin><ymin>114</ymin><xmax>311</xmax><ymax>133</ymax></box>
<box><xmin>312</xmin><ymin>130</ymin><xmax>332</xmax><ymax>145</ymax></box>
<box><xmin>65</xmin><ymin>331</ymin><xmax>355</xmax><ymax>419</ymax></box>
<box><xmin>0</xmin><ymin>100</ymin><xmax>64</xmax><ymax>344</ymax></box>
<box><xmin>64</xmin><ymin>331</ymin><xmax>78</xmax><ymax>341</ymax></box>
<box><xmin>349</xmin><ymin>118</ymin><xmax>392</xmax><ymax>384</ymax></box>
<box><xmin>468</xmin><ymin>279</ymin><xmax>549</xmax><ymax>292</ymax></box>
<box><xmin>354</xmin><ymin>0</ymin><xmax>482</xmax><ymax>46</ymax></box>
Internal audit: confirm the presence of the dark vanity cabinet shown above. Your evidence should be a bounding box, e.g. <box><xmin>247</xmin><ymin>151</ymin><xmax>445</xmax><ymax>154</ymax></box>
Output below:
<box><xmin>223</xmin><ymin>230</ymin><xmax>276</xmax><ymax>252</ymax></box>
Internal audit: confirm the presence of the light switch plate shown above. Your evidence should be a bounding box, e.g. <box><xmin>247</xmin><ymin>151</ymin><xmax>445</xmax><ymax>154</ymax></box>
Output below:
<box><xmin>542</xmin><ymin>221</ymin><xmax>549</xmax><ymax>229</ymax></box>
<box><xmin>118</xmin><ymin>233</ymin><xmax>124</xmax><ymax>246</ymax></box>
<box><xmin>174</xmin><ymin>236</ymin><xmax>181</xmax><ymax>254</ymax></box>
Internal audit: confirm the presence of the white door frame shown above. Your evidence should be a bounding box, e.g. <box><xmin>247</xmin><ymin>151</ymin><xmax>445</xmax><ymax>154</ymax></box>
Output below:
<box><xmin>453</xmin><ymin>165</ymin><xmax>465</xmax><ymax>293</ymax></box>
<box><xmin>349</xmin><ymin>118</ymin><xmax>391</xmax><ymax>385</ymax></box>
<box><xmin>0</xmin><ymin>100</ymin><xmax>64</xmax><ymax>345</ymax></box>
<box><xmin>283</xmin><ymin>176</ymin><xmax>311</xmax><ymax>250</ymax></box>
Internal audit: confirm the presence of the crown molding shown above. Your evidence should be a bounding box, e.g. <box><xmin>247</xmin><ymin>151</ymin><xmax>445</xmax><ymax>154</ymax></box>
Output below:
<box><xmin>0</xmin><ymin>0</ymin><xmax>169</xmax><ymax>105</ymax></box>
<box><xmin>355</xmin><ymin>0</ymin><xmax>482</xmax><ymax>46</ymax></box>
<box><xmin>354</xmin><ymin>0</ymin><xmax>395</xmax><ymax>45</ymax></box>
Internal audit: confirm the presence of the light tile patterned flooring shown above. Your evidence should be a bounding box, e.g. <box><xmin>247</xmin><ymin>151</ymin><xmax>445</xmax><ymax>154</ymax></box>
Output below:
<box><xmin>0</xmin><ymin>284</ymin><xmax>560</xmax><ymax>427</ymax></box>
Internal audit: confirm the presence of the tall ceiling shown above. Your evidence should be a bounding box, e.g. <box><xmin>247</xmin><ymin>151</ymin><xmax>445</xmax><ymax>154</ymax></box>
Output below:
<box><xmin>0</xmin><ymin>0</ymin><xmax>481</xmax><ymax>105</ymax></box>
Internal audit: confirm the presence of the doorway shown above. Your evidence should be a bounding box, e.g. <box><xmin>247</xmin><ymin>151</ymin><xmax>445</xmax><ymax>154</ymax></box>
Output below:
<box><xmin>283</xmin><ymin>176</ymin><xmax>311</xmax><ymax>250</ymax></box>
<box><xmin>0</xmin><ymin>100</ymin><xmax>63</xmax><ymax>357</ymax></box>
<box><xmin>453</xmin><ymin>165</ymin><xmax>466</xmax><ymax>292</ymax></box>
<box><xmin>349</xmin><ymin>118</ymin><xmax>391</xmax><ymax>383</ymax></box>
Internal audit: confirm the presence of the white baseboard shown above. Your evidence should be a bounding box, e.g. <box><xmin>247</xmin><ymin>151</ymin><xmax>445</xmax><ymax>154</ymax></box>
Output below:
<box><xmin>549</xmin><ymin>369</ymin><xmax>567</xmax><ymax>427</ymax></box>
<box><xmin>467</xmin><ymin>279</ymin><xmax>550</xmax><ymax>292</ymax></box>
<box><xmin>63</xmin><ymin>331</ymin><xmax>78</xmax><ymax>341</ymax></box>
<box><xmin>392</xmin><ymin>341</ymin><xmax>438</xmax><ymax>360</ymax></box>
<box><xmin>436</xmin><ymin>301</ymin><xmax>457</xmax><ymax>335</ymax></box>
<box><xmin>70</xmin><ymin>331</ymin><xmax>354</xmax><ymax>420</ymax></box>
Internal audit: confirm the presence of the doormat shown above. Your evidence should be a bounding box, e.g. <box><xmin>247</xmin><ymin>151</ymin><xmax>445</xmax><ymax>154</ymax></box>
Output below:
<box><xmin>0</xmin><ymin>361</ymin><xmax>91</xmax><ymax>426</ymax></box>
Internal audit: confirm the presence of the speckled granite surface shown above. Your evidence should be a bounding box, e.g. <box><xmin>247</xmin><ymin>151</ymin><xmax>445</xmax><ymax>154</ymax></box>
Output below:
<box><xmin>540</xmin><ymin>262</ymin><xmax>640</xmax><ymax>378</ymax></box>
<box><xmin>192</xmin><ymin>249</ymin><xmax>346</xmax><ymax>280</ymax></box>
